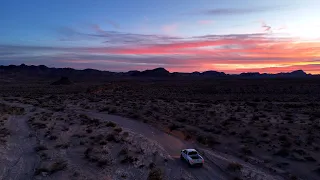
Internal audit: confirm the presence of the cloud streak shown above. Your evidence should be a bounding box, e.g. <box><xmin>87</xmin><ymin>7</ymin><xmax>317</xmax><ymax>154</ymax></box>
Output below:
<box><xmin>1</xmin><ymin>29</ymin><xmax>320</xmax><ymax>74</ymax></box>
<box><xmin>58</xmin><ymin>24</ymin><xmax>182</xmax><ymax>44</ymax></box>
<box><xmin>191</xmin><ymin>6</ymin><xmax>286</xmax><ymax>16</ymax></box>
<box><xmin>106</xmin><ymin>19</ymin><xmax>120</xmax><ymax>29</ymax></box>
<box><xmin>198</xmin><ymin>20</ymin><xmax>215</xmax><ymax>25</ymax></box>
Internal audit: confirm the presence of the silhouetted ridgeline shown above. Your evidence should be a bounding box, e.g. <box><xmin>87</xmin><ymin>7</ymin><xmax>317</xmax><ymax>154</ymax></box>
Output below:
<box><xmin>0</xmin><ymin>64</ymin><xmax>318</xmax><ymax>81</ymax></box>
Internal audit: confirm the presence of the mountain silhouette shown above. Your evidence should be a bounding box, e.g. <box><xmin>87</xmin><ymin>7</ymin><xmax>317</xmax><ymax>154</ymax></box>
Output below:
<box><xmin>0</xmin><ymin>64</ymin><xmax>315</xmax><ymax>81</ymax></box>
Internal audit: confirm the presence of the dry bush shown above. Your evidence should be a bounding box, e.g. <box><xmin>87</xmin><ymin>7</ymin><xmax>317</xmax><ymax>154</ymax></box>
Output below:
<box><xmin>227</xmin><ymin>162</ymin><xmax>243</xmax><ymax>172</ymax></box>
<box><xmin>34</xmin><ymin>145</ymin><xmax>48</xmax><ymax>152</ymax></box>
<box><xmin>106</xmin><ymin>121</ymin><xmax>117</xmax><ymax>127</ymax></box>
<box><xmin>35</xmin><ymin>160</ymin><xmax>68</xmax><ymax>175</ymax></box>
<box><xmin>147</xmin><ymin>167</ymin><xmax>163</xmax><ymax>180</ymax></box>
<box><xmin>50</xmin><ymin>160</ymin><xmax>68</xmax><ymax>174</ymax></box>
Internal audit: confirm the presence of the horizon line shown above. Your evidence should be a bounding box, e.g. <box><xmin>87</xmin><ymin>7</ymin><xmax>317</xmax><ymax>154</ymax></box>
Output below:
<box><xmin>1</xmin><ymin>63</ymin><xmax>319</xmax><ymax>75</ymax></box>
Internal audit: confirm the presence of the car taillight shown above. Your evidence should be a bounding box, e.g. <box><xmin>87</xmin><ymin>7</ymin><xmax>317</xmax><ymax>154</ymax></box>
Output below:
<box><xmin>202</xmin><ymin>159</ymin><xmax>204</xmax><ymax>163</ymax></box>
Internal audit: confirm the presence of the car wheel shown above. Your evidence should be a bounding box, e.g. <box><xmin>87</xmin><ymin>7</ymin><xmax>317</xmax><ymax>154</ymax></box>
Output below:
<box><xmin>188</xmin><ymin>161</ymin><xmax>193</xmax><ymax>167</ymax></box>
<box><xmin>180</xmin><ymin>155</ymin><xmax>183</xmax><ymax>160</ymax></box>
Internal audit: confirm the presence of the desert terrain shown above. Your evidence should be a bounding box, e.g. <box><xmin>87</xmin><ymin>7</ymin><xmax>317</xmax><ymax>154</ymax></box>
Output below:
<box><xmin>1</xmin><ymin>72</ymin><xmax>320</xmax><ymax>180</ymax></box>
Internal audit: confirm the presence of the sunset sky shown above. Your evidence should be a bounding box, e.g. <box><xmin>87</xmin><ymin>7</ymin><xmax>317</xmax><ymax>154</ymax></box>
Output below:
<box><xmin>1</xmin><ymin>0</ymin><xmax>320</xmax><ymax>74</ymax></box>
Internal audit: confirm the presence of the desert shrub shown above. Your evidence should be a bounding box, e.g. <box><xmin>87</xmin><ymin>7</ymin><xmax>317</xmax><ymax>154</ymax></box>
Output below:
<box><xmin>184</xmin><ymin>134</ymin><xmax>192</xmax><ymax>140</ymax></box>
<box><xmin>151</xmin><ymin>105</ymin><xmax>159</xmax><ymax>111</ymax></box>
<box><xmin>130</xmin><ymin>112</ymin><xmax>140</xmax><ymax>119</ymax></box>
<box><xmin>84</xmin><ymin>147</ymin><xmax>93</xmax><ymax>159</ymax></box>
<box><xmin>278</xmin><ymin>135</ymin><xmax>288</xmax><ymax>141</ymax></box>
<box><xmin>34</xmin><ymin>168</ymin><xmax>49</xmax><ymax>175</ymax></box>
<box><xmin>246</xmin><ymin>102</ymin><xmax>258</xmax><ymax>108</ymax></box>
<box><xmin>99</xmin><ymin>107</ymin><xmax>109</xmax><ymax>112</ymax></box>
<box><xmin>109</xmin><ymin>108</ymin><xmax>117</xmax><ymax>113</ymax></box>
<box><xmin>97</xmin><ymin>159</ymin><xmax>109</xmax><ymax>167</ymax></box>
<box><xmin>50</xmin><ymin>160</ymin><xmax>68</xmax><ymax>174</ymax></box>
<box><xmin>118</xmin><ymin>147</ymin><xmax>128</xmax><ymax>156</ymax></box>
<box><xmin>62</xmin><ymin>126</ymin><xmax>69</xmax><ymax>131</ymax></box>
<box><xmin>122</xmin><ymin>131</ymin><xmax>129</xmax><ymax>137</ymax></box>
<box><xmin>35</xmin><ymin>160</ymin><xmax>68</xmax><ymax>175</ymax></box>
<box><xmin>169</xmin><ymin>123</ymin><xmax>180</xmax><ymax>131</ymax></box>
<box><xmin>274</xmin><ymin>148</ymin><xmax>289</xmax><ymax>157</ymax></box>
<box><xmin>281</xmin><ymin>140</ymin><xmax>292</xmax><ymax>148</ymax></box>
<box><xmin>221</xmin><ymin>121</ymin><xmax>230</xmax><ymax>126</ymax></box>
<box><xmin>233</xmin><ymin>177</ymin><xmax>243</xmax><ymax>180</ymax></box>
<box><xmin>120</xmin><ymin>155</ymin><xmax>135</xmax><ymax>164</ymax></box>
<box><xmin>289</xmin><ymin>175</ymin><xmax>298</xmax><ymax>180</ymax></box>
<box><xmin>54</xmin><ymin>106</ymin><xmax>65</xmax><ymax>112</ymax></box>
<box><xmin>106</xmin><ymin>121</ymin><xmax>117</xmax><ymax>127</ymax></box>
<box><xmin>304</xmin><ymin>156</ymin><xmax>316</xmax><ymax>162</ymax></box>
<box><xmin>196</xmin><ymin>134</ymin><xmax>220</xmax><ymax>146</ymax></box>
<box><xmin>227</xmin><ymin>162</ymin><xmax>243</xmax><ymax>172</ymax></box>
<box><xmin>49</xmin><ymin>135</ymin><xmax>58</xmax><ymax>140</ymax></box>
<box><xmin>293</xmin><ymin>149</ymin><xmax>307</xmax><ymax>155</ymax></box>
<box><xmin>283</xmin><ymin>114</ymin><xmax>293</xmax><ymax>121</ymax></box>
<box><xmin>106</xmin><ymin>133</ymin><xmax>117</xmax><ymax>142</ymax></box>
<box><xmin>240</xmin><ymin>146</ymin><xmax>252</xmax><ymax>155</ymax></box>
<box><xmin>34</xmin><ymin>145</ymin><xmax>48</xmax><ymax>152</ymax></box>
<box><xmin>99</xmin><ymin>140</ymin><xmax>107</xmax><ymax>145</ymax></box>
<box><xmin>230</xmin><ymin>131</ymin><xmax>237</xmax><ymax>135</ymax></box>
<box><xmin>149</xmin><ymin>162</ymin><xmax>155</xmax><ymax>169</ymax></box>
<box><xmin>260</xmin><ymin>132</ymin><xmax>268</xmax><ymax>137</ymax></box>
<box><xmin>228</xmin><ymin>116</ymin><xmax>238</xmax><ymax>122</ymax></box>
<box><xmin>114</xmin><ymin>127</ymin><xmax>123</xmax><ymax>133</ymax></box>
<box><xmin>0</xmin><ymin>128</ymin><xmax>10</xmax><ymax>138</ymax></box>
<box><xmin>252</xmin><ymin>115</ymin><xmax>259</xmax><ymax>121</ymax></box>
<box><xmin>176</xmin><ymin>116</ymin><xmax>187</xmax><ymax>122</ymax></box>
<box><xmin>55</xmin><ymin>143</ymin><xmax>69</xmax><ymax>149</ymax></box>
<box><xmin>312</xmin><ymin>111</ymin><xmax>320</xmax><ymax>118</ymax></box>
<box><xmin>144</xmin><ymin>110</ymin><xmax>153</xmax><ymax>116</ymax></box>
<box><xmin>32</xmin><ymin>122</ymin><xmax>47</xmax><ymax>129</ymax></box>
<box><xmin>40</xmin><ymin>152</ymin><xmax>49</xmax><ymax>160</ymax></box>
<box><xmin>79</xmin><ymin>114</ymin><xmax>90</xmax><ymax>120</ymax></box>
<box><xmin>196</xmin><ymin>135</ymin><xmax>207</xmax><ymax>144</ymax></box>
<box><xmin>147</xmin><ymin>168</ymin><xmax>163</xmax><ymax>180</ymax></box>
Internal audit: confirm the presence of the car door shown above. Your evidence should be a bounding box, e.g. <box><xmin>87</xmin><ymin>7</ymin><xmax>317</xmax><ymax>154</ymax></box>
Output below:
<box><xmin>182</xmin><ymin>150</ymin><xmax>188</xmax><ymax>160</ymax></box>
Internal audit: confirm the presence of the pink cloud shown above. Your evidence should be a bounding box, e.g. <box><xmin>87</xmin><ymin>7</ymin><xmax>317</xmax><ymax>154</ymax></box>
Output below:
<box><xmin>4</xmin><ymin>28</ymin><xmax>320</xmax><ymax>74</ymax></box>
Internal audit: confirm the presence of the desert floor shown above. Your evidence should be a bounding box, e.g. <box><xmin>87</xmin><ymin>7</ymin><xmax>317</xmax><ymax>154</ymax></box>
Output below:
<box><xmin>1</xmin><ymin>78</ymin><xmax>320</xmax><ymax>180</ymax></box>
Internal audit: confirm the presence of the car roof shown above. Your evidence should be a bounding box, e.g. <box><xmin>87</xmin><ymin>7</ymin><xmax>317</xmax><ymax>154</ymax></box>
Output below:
<box><xmin>184</xmin><ymin>149</ymin><xmax>197</xmax><ymax>152</ymax></box>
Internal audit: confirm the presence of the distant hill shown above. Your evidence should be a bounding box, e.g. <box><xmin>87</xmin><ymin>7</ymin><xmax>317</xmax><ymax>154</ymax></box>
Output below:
<box><xmin>51</xmin><ymin>77</ymin><xmax>73</xmax><ymax>85</ymax></box>
<box><xmin>130</xmin><ymin>67</ymin><xmax>170</xmax><ymax>77</ymax></box>
<box><xmin>239</xmin><ymin>70</ymin><xmax>311</xmax><ymax>78</ymax></box>
<box><xmin>0</xmin><ymin>64</ymin><xmax>316</xmax><ymax>82</ymax></box>
<box><xmin>0</xmin><ymin>64</ymin><xmax>115</xmax><ymax>81</ymax></box>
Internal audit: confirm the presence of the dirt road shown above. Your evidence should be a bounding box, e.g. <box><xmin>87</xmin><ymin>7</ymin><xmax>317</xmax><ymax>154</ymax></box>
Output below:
<box><xmin>75</xmin><ymin>109</ymin><xmax>229</xmax><ymax>180</ymax></box>
<box><xmin>0</xmin><ymin>103</ymin><xmax>39</xmax><ymax>180</ymax></box>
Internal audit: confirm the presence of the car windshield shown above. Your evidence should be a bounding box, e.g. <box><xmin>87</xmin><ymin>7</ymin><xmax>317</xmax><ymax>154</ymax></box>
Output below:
<box><xmin>188</xmin><ymin>151</ymin><xmax>198</xmax><ymax>155</ymax></box>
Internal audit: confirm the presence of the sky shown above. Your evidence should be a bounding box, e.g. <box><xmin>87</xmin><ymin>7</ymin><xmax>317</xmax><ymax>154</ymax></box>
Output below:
<box><xmin>1</xmin><ymin>0</ymin><xmax>320</xmax><ymax>74</ymax></box>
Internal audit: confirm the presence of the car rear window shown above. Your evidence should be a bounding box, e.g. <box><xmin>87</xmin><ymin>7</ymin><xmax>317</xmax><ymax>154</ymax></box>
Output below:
<box><xmin>188</xmin><ymin>151</ymin><xmax>198</xmax><ymax>155</ymax></box>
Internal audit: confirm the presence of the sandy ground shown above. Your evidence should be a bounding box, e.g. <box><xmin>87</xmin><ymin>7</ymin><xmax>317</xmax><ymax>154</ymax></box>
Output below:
<box><xmin>0</xmin><ymin>99</ymin><xmax>288</xmax><ymax>180</ymax></box>
<box><xmin>0</xmin><ymin>103</ymin><xmax>39</xmax><ymax>180</ymax></box>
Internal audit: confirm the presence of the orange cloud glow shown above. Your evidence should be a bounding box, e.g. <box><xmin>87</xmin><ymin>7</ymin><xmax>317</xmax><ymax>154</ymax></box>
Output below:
<box><xmin>84</xmin><ymin>35</ymin><xmax>320</xmax><ymax>74</ymax></box>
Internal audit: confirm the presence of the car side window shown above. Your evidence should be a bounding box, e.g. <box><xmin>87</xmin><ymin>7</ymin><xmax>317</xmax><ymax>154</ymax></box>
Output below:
<box><xmin>183</xmin><ymin>150</ymin><xmax>187</xmax><ymax>154</ymax></box>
